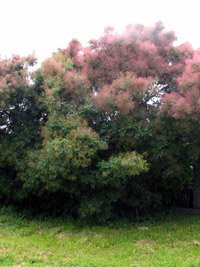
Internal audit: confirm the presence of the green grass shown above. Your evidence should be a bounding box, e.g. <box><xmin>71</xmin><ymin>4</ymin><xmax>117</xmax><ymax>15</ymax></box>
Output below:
<box><xmin>1</xmin><ymin>207</ymin><xmax>200</xmax><ymax>266</ymax></box>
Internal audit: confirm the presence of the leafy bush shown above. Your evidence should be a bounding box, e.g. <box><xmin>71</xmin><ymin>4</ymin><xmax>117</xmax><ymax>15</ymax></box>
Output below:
<box><xmin>1</xmin><ymin>22</ymin><xmax>199</xmax><ymax>222</ymax></box>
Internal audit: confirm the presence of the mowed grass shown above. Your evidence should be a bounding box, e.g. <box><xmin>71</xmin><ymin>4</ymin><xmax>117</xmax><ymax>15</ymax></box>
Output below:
<box><xmin>1</xmin><ymin>207</ymin><xmax>200</xmax><ymax>266</ymax></box>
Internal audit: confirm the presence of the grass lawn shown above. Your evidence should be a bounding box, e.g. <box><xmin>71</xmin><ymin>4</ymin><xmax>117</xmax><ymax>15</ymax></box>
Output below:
<box><xmin>1</xmin><ymin>207</ymin><xmax>200</xmax><ymax>266</ymax></box>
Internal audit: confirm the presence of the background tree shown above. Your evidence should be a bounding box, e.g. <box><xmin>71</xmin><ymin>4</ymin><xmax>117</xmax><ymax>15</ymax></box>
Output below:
<box><xmin>160</xmin><ymin>49</ymin><xmax>200</xmax><ymax>207</ymax></box>
<box><xmin>0</xmin><ymin>55</ymin><xmax>46</xmax><ymax>203</ymax></box>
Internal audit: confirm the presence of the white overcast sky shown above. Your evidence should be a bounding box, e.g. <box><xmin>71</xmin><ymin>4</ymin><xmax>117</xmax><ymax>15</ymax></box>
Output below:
<box><xmin>0</xmin><ymin>0</ymin><xmax>199</xmax><ymax>63</ymax></box>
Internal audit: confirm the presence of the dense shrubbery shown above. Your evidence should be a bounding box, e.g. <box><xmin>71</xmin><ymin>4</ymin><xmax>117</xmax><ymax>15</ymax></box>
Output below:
<box><xmin>1</xmin><ymin>22</ymin><xmax>200</xmax><ymax>222</ymax></box>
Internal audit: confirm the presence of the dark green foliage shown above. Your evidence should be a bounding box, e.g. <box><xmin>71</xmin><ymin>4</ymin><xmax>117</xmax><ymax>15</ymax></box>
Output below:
<box><xmin>19</xmin><ymin>114</ymin><xmax>148</xmax><ymax>221</ymax></box>
<box><xmin>0</xmin><ymin>56</ymin><xmax>46</xmax><ymax>204</ymax></box>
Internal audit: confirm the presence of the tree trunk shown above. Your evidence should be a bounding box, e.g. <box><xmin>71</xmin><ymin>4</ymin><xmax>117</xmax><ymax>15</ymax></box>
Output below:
<box><xmin>193</xmin><ymin>167</ymin><xmax>200</xmax><ymax>209</ymax></box>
